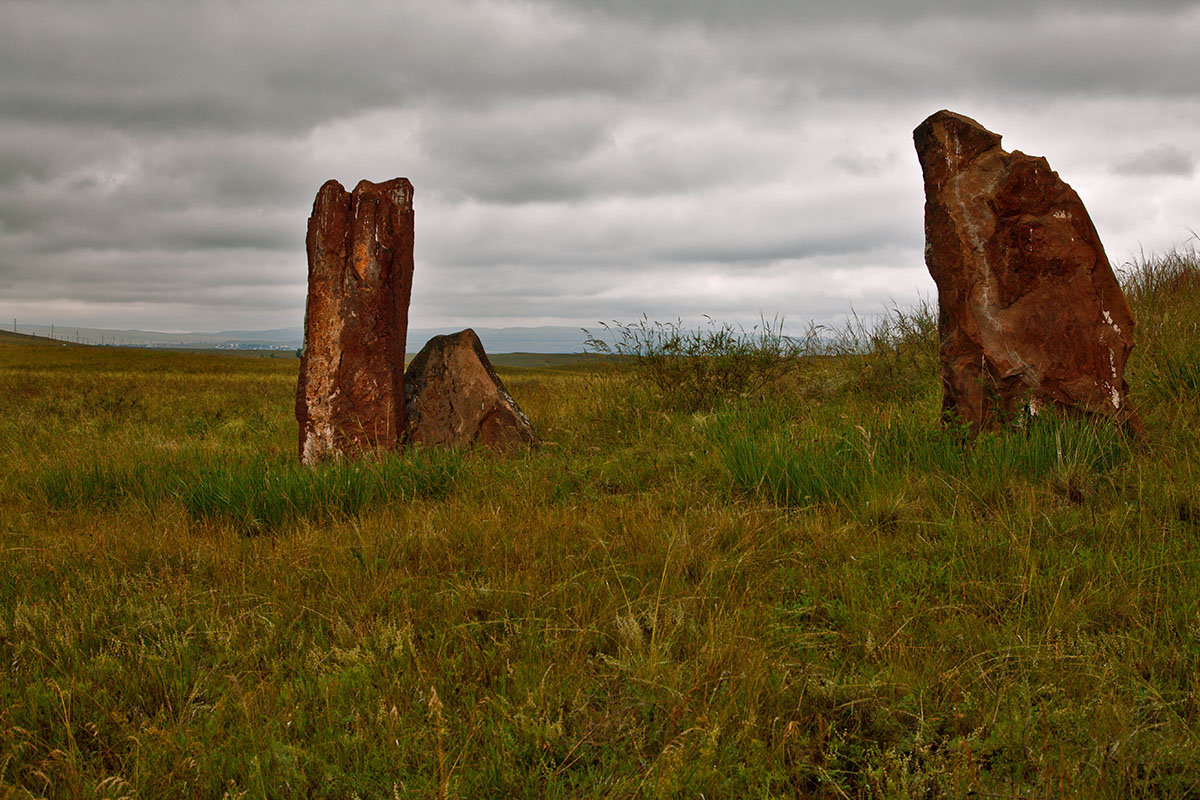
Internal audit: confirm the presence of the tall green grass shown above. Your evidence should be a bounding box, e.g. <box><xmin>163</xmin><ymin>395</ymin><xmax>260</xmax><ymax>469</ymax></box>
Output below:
<box><xmin>37</xmin><ymin>462</ymin><xmax>164</xmax><ymax>510</ymax></box>
<box><xmin>714</xmin><ymin>402</ymin><xmax>1131</xmax><ymax>510</ymax></box>
<box><xmin>180</xmin><ymin>449</ymin><xmax>464</xmax><ymax>532</ymax></box>
<box><xmin>1123</xmin><ymin>242</ymin><xmax>1200</xmax><ymax>405</ymax></box>
<box><xmin>36</xmin><ymin>448</ymin><xmax>464</xmax><ymax>532</ymax></box>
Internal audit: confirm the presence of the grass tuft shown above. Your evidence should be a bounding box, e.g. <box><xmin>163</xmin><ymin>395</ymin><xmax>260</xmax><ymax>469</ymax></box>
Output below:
<box><xmin>37</xmin><ymin>449</ymin><xmax>464</xmax><ymax>532</ymax></box>
<box><xmin>715</xmin><ymin>401</ymin><xmax>1132</xmax><ymax>510</ymax></box>
<box><xmin>37</xmin><ymin>462</ymin><xmax>160</xmax><ymax>509</ymax></box>
<box><xmin>179</xmin><ymin>449</ymin><xmax>463</xmax><ymax>532</ymax></box>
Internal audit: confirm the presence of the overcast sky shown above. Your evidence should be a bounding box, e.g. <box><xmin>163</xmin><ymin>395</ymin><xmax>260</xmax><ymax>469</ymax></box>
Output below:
<box><xmin>2</xmin><ymin>0</ymin><xmax>1198</xmax><ymax>333</ymax></box>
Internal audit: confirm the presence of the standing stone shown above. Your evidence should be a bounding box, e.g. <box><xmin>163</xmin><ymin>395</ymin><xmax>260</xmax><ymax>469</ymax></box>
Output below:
<box><xmin>913</xmin><ymin>110</ymin><xmax>1140</xmax><ymax>433</ymax></box>
<box><xmin>404</xmin><ymin>329</ymin><xmax>538</xmax><ymax>448</ymax></box>
<box><xmin>296</xmin><ymin>178</ymin><xmax>415</xmax><ymax>464</ymax></box>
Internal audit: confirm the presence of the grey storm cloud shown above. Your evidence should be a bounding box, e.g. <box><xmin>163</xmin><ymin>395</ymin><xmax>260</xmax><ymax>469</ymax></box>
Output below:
<box><xmin>558</xmin><ymin>0</ymin><xmax>1199</xmax><ymax>24</ymax></box>
<box><xmin>1112</xmin><ymin>145</ymin><xmax>1196</xmax><ymax>177</ymax></box>
<box><xmin>1</xmin><ymin>0</ymin><xmax>1199</xmax><ymax>332</ymax></box>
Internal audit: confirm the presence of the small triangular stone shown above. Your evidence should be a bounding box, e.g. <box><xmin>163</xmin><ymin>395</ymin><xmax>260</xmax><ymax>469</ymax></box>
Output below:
<box><xmin>404</xmin><ymin>329</ymin><xmax>538</xmax><ymax>448</ymax></box>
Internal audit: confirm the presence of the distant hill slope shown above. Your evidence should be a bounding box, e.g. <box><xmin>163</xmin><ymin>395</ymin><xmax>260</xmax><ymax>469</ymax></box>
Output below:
<box><xmin>0</xmin><ymin>329</ymin><xmax>75</xmax><ymax>348</ymax></box>
<box><xmin>0</xmin><ymin>328</ymin><xmax>600</xmax><ymax>367</ymax></box>
<box><xmin>409</xmin><ymin>327</ymin><xmax>589</xmax><ymax>354</ymax></box>
<box><xmin>9</xmin><ymin>324</ymin><xmax>594</xmax><ymax>353</ymax></box>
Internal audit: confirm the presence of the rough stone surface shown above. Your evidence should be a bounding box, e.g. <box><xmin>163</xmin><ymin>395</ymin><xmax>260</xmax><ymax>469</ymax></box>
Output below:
<box><xmin>913</xmin><ymin>110</ymin><xmax>1140</xmax><ymax>433</ymax></box>
<box><xmin>404</xmin><ymin>329</ymin><xmax>538</xmax><ymax>448</ymax></box>
<box><xmin>296</xmin><ymin>178</ymin><xmax>415</xmax><ymax>464</ymax></box>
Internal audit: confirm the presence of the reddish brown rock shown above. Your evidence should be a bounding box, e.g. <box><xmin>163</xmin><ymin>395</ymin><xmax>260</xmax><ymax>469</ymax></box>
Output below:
<box><xmin>913</xmin><ymin>110</ymin><xmax>1140</xmax><ymax>433</ymax></box>
<box><xmin>404</xmin><ymin>329</ymin><xmax>538</xmax><ymax>448</ymax></box>
<box><xmin>296</xmin><ymin>178</ymin><xmax>415</xmax><ymax>464</ymax></box>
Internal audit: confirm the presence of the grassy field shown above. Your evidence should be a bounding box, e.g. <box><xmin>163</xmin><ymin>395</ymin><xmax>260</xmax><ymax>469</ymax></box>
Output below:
<box><xmin>3</xmin><ymin>250</ymin><xmax>1200</xmax><ymax>798</ymax></box>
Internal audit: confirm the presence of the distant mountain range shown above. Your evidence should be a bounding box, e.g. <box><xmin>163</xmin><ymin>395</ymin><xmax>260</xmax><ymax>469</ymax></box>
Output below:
<box><xmin>10</xmin><ymin>324</ymin><xmax>595</xmax><ymax>354</ymax></box>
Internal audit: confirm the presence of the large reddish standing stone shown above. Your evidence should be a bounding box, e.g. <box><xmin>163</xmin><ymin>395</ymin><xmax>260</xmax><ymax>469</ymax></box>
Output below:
<box><xmin>296</xmin><ymin>178</ymin><xmax>415</xmax><ymax>464</ymax></box>
<box><xmin>404</xmin><ymin>329</ymin><xmax>538</xmax><ymax>448</ymax></box>
<box><xmin>913</xmin><ymin>110</ymin><xmax>1140</xmax><ymax>433</ymax></box>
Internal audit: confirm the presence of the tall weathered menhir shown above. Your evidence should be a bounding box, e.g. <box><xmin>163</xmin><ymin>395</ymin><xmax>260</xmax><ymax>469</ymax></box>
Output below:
<box><xmin>296</xmin><ymin>178</ymin><xmax>415</xmax><ymax>464</ymax></box>
<box><xmin>913</xmin><ymin>110</ymin><xmax>1141</xmax><ymax>433</ymax></box>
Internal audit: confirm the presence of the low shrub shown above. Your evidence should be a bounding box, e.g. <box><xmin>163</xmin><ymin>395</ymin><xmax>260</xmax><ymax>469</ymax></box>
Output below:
<box><xmin>585</xmin><ymin>300</ymin><xmax>939</xmax><ymax>411</ymax></box>
<box><xmin>583</xmin><ymin>315</ymin><xmax>815</xmax><ymax>411</ymax></box>
<box><xmin>826</xmin><ymin>299</ymin><xmax>940</xmax><ymax>401</ymax></box>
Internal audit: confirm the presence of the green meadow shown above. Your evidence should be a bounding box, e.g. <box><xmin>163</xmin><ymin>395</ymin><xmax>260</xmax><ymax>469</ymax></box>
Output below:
<box><xmin>3</xmin><ymin>249</ymin><xmax>1200</xmax><ymax>798</ymax></box>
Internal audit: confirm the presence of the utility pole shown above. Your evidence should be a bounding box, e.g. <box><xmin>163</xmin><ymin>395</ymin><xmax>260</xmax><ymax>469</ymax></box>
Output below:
<box><xmin>51</xmin><ymin>323</ymin><xmax>55</xmax><ymax>340</ymax></box>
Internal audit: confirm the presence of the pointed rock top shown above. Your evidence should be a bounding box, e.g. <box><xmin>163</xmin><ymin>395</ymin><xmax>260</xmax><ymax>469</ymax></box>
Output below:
<box><xmin>405</xmin><ymin>328</ymin><xmax>497</xmax><ymax>387</ymax></box>
<box><xmin>404</xmin><ymin>328</ymin><xmax>538</xmax><ymax>449</ymax></box>
<box><xmin>913</xmin><ymin>110</ymin><xmax>1003</xmax><ymax>178</ymax></box>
